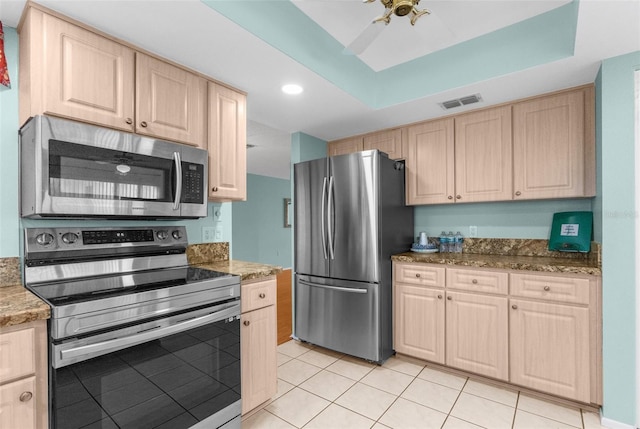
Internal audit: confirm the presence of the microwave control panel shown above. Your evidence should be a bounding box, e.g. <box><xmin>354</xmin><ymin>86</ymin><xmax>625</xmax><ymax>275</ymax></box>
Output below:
<box><xmin>181</xmin><ymin>162</ymin><xmax>204</xmax><ymax>204</ymax></box>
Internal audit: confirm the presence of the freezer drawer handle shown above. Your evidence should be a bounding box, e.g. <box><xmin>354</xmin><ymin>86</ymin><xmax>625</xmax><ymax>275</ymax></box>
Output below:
<box><xmin>299</xmin><ymin>279</ymin><xmax>368</xmax><ymax>294</ymax></box>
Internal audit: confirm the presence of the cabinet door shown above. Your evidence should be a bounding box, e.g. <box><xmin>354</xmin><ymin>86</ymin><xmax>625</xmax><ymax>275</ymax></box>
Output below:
<box><xmin>510</xmin><ymin>298</ymin><xmax>590</xmax><ymax>402</ymax></box>
<box><xmin>513</xmin><ymin>89</ymin><xmax>586</xmax><ymax>199</ymax></box>
<box><xmin>455</xmin><ymin>106</ymin><xmax>512</xmax><ymax>202</ymax></box>
<box><xmin>363</xmin><ymin>129</ymin><xmax>404</xmax><ymax>159</ymax></box>
<box><xmin>136</xmin><ymin>53</ymin><xmax>207</xmax><ymax>147</ymax></box>
<box><xmin>41</xmin><ymin>13</ymin><xmax>135</xmax><ymax>131</ymax></box>
<box><xmin>208</xmin><ymin>83</ymin><xmax>247</xmax><ymax>201</ymax></box>
<box><xmin>394</xmin><ymin>284</ymin><xmax>445</xmax><ymax>364</ymax></box>
<box><xmin>241</xmin><ymin>305</ymin><xmax>277</xmax><ymax>414</ymax></box>
<box><xmin>0</xmin><ymin>377</ymin><xmax>36</xmax><ymax>429</ymax></box>
<box><xmin>445</xmin><ymin>291</ymin><xmax>508</xmax><ymax>380</ymax></box>
<box><xmin>405</xmin><ymin>119</ymin><xmax>455</xmax><ymax>205</ymax></box>
<box><xmin>328</xmin><ymin>137</ymin><xmax>363</xmax><ymax>157</ymax></box>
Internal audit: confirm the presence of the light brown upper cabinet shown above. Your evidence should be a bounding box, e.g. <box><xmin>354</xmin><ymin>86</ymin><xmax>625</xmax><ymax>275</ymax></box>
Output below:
<box><xmin>405</xmin><ymin>118</ymin><xmax>455</xmax><ymax>205</ymax></box>
<box><xmin>454</xmin><ymin>106</ymin><xmax>512</xmax><ymax>203</ymax></box>
<box><xmin>19</xmin><ymin>9</ymin><xmax>136</xmax><ymax>132</ymax></box>
<box><xmin>327</xmin><ymin>137</ymin><xmax>363</xmax><ymax>157</ymax></box>
<box><xmin>512</xmin><ymin>86</ymin><xmax>595</xmax><ymax>200</ymax></box>
<box><xmin>363</xmin><ymin>129</ymin><xmax>404</xmax><ymax>159</ymax></box>
<box><xmin>19</xmin><ymin>6</ymin><xmax>208</xmax><ymax>148</ymax></box>
<box><xmin>208</xmin><ymin>82</ymin><xmax>247</xmax><ymax>201</ymax></box>
<box><xmin>136</xmin><ymin>53</ymin><xmax>207</xmax><ymax>148</ymax></box>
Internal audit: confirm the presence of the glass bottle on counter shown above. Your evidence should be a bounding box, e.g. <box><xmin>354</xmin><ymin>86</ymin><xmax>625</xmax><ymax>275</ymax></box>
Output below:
<box><xmin>447</xmin><ymin>231</ymin><xmax>455</xmax><ymax>253</ymax></box>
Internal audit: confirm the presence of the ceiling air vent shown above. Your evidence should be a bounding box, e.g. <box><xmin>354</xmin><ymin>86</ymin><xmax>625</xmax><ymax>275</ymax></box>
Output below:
<box><xmin>439</xmin><ymin>94</ymin><xmax>483</xmax><ymax>110</ymax></box>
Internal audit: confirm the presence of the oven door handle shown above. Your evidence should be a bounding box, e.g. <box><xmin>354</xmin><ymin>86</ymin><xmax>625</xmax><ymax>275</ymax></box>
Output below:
<box><xmin>55</xmin><ymin>303</ymin><xmax>238</xmax><ymax>367</ymax></box>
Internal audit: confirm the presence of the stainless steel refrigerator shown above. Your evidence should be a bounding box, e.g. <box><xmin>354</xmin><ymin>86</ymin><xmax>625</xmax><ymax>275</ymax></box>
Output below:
<box><xmin>293</xmin><ymin>150</ymin><xmax>414</xmax><ymax>363</ymax></box>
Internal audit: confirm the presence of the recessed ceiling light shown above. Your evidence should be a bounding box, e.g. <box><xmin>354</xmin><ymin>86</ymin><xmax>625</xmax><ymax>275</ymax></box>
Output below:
<box><xmin>282</xmin><ymin>84</ymin><xmax>303</xmax><ymax>95</ymax></box>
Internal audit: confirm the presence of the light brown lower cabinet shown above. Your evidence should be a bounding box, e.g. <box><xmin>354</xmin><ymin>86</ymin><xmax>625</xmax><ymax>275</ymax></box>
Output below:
<box><xmin>240</xmin><ymin>277</ymin><xmax>278</xmax><ymax>415</ymax></box>
<box><xmin>445</xmin><ymin>291</ymin><xmax>508</xmax><ymax>381</ymax></box>
<box><xmin>394</xmin><ymin>283</ymin><xmax>445</xmax><ymax>363</ymax></box>
<box><xmin>0</xmin><ymin>320</ymin><xmax>48</xmax><ymax>429</ymax></box>
<box><xmin>392</xmin><ymin>262</ymin><xmax>602</xmax><ymax>405</ymax></box>
<box><xmin>509</xmin><ymin>298</ymin><xmax>590</xmax><ymax>403</ymax></box>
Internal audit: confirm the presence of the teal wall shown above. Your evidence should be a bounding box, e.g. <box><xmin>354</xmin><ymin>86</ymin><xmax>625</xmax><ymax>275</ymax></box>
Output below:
<box><xmin>598</xmin><ymin>51</ymin><xmax>639</xmax><ymax>426</ymax></box>
<box><xmin>0</xmin><ymin>27</ymin><xmax>232</xmax><ymax>259</ymax></box>
<box><xmin>0</xmin><ymin>27</ymin><xmax>20</xmax><ymax>258</ymax></box>
<box><xmin>415</xmin><ymin>199</ymin><xmax>593</xmax><ymax>239</ymax></box>
<box><xmin>232</xmin><ymin>174</ymin><xmax>292</xmax><ymax>267</ymax></box>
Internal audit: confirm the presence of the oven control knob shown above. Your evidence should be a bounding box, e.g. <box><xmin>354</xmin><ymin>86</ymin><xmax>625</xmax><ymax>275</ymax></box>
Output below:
<box><xmin>35</xmin><ymin>233</ymin><xmax>54</xmax><ymax>246</ymax></box>
<box><xmin>172</xmin><ymin>230</ymin><xmax>183</xmax><ymax>240</ymax></box>
<box><xmin>156</xmin><ymin>230</ymin><xmax>169</xmax><ymax>240</ymax></box>
<box><xmin>61</xmin><ymin>232</ymin><xmax>79</xmax><ymax>244</ymax></box>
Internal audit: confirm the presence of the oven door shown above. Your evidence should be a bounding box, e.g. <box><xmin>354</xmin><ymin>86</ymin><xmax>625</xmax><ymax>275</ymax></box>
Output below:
<box><xmin>51</xmin><ymin>302</ymin><xmax>241</xmax><ymax>429</ymax></box>
<box><xmin>20</xmin><ymin>115</ymin><xmax>207</xmax><ymax>219</ymax></box>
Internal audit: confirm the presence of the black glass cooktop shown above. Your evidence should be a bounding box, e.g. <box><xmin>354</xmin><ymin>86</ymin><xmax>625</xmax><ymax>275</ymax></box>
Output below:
<box><xmin>28</xmin><ymin>267</ymin><xmax>233</xmax><ymax>306</ymax></box>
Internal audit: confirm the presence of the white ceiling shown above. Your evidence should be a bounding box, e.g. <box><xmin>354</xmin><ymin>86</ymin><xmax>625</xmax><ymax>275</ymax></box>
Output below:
<box><xmin>2</xmin><ymin>0</ymin><xmax>639</xmax><ymax>179</ymax></box>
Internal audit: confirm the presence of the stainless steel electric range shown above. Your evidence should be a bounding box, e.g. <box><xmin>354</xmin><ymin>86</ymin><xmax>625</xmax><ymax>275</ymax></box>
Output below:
<box><xmin>23</xmin><ymin>226</ymin><xmax>241</xmax><ymax>429</ymax></box>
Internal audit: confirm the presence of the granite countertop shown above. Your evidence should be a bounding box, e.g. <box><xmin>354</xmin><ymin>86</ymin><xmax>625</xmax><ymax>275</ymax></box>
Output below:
<box><xmin>0</xmin><ymin>284</ymin><xmax>51</xmax><ymax>327</ymax></box>
<box><xmin>392</xmin><ymin>252</ymin><xmax>601</xmax><ymax>276</ymax></box>
<box><xmin>194</xmin><ymin>260</ymin><xmax>283</xmax><ymax>282</ymax></box>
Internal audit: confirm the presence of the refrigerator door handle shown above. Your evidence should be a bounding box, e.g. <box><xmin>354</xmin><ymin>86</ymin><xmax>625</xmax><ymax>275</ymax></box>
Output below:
<box><xmin>298</xmin><ymin>279</ymin><xmax>368</xmax><ymax>294</ymax></box>
<box><xmin>327</xmin><ymin>175</ymin><xmax>335</xmax><ymax>260</ymax></box>
<box><xmin>321</xmin><ymin>177</ymin><xmax>328</xmax><ymax>260</ymax></box>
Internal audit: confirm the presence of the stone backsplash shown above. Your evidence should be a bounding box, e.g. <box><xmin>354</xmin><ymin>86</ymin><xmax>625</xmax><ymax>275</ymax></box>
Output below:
<box><xmin>427</xmin><ymin>237</ymin><xmax>601</xmax><ymax>267</ymax></box>
<box><xmin>0</xmin><ymin>258</ymin><xmax>21</xmax><ymax>288</ymax></box>
<box><xmin>186</xmin><ymin>242</ymin><xmax>230</xmax><ymax>265</ymax></box>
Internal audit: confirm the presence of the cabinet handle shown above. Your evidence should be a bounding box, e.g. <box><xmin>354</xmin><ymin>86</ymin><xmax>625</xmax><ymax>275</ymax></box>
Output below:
<box><xmin>212</xmin><ymin>186</ymin><xmax>218</xmax><ymax>192</ymax></box>
<box><xmin>543</xmin><ymin>286</ymin><xmax>550</xmax><ymax>291</ymax></box>
<box><xmin>515</xmin><ymin>191</ymin><xmax>522</xmax><ymax>196</ymax></box>
<box><xmin>447</xmin><ymin>195</ymin><xmax>453</xmax><ymax>200</ymax></box>
<box><xmin>415</xmin><ymin>273</ymin><xmax>421</xmax><ymax>278</ymax></box>
<box><xmin>437</xmin><ymin>294</ymin><xmax>442</xmax><ymax>299</ymax></box>
<box><xmin>456</xmin><ymin>195</ymin><xmax>461</xmax><ymax>200</ymax></box>
<box><xmin>259</xmin><ymin>293</ymin><xmax>266</xmax><ymax>299</ymax></box>
<box><xmin>512</xmin><ymin>304</ymin><xmax>518</xmax><ymax>310</ymax></box>
<box><xmin>243</xmin><ymin>320</ymin><xmax>250</xmax><ymax>326</ymax></box>
<box><xmin>447</xmin><ymin>296</ymin><xmax>452</xmax><ymax>300</ymax></box>
<box><xmin>472</xmin><ymin>279</ymin><xmax>478</xmax><ymax>284</ymax></box>
<box><xmin>140</xmin><ymin>121</ymin><xmax>148</xmax><ymax>128</ymax></box>
<box><xmin>125</xmin><ymin>118</ymin><xmax>133</xmax><ymax>125</ymax></box>
<box><xmin>19</xmin><ymin>392</ymin><xmax>32</xmax><ymax>402</ymax></box>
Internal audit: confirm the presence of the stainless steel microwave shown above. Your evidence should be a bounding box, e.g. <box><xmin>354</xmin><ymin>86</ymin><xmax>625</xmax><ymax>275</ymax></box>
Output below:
<box><xmin>19</xmin><ymin>115</ymin><xmax>208</xmax><ymax>219</ymax></box>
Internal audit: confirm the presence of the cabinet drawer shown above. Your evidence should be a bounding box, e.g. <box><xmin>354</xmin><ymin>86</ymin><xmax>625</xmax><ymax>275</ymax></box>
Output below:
<box><xmin>446</xmin><ymin>268</ymin><xmax>508</xmax><ymax>295</ymax></box>
<box><xmin>242</xmin><ymin>278</ymin><xmax>276</xmax><ymax>313</ymax></box>
<box><xmin>0</xmin><ymin>328</ymin><xmax>35</xmax><ymax>384</ymax></box>
<box><xmin>394</xmin><ymin>263</ymin><xmax>445</xmax><ymax>287</ymax></box>
<box><xmin>510</xmin><ymin>273</ymin><xmax>590</xmax><ymax>305</ymax></box>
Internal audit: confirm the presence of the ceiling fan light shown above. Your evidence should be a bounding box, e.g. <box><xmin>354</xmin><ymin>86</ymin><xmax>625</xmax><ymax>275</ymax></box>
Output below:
<box><xmin>393</xmin><ymin>0</ymin><xmax>414</xmax><ymax>16</ymax></box>
<box><xmin>282</xmin><ymin>84</ymin><xmax>303</xmax><ymax>95</ymax></box>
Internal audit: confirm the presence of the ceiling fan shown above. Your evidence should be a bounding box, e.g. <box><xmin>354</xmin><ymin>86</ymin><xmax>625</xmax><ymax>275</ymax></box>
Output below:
<box><xmin>343</xmin><ymin>0</ymin><xmax>431</xmax><ymax>56</ymax></box>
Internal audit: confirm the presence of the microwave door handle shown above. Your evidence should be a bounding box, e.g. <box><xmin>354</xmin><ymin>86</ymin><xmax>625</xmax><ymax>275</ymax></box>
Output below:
<box><xmin>173</xmin><ymin>152</ymin><xmax>182</xmax><ymax>211</ymax></box>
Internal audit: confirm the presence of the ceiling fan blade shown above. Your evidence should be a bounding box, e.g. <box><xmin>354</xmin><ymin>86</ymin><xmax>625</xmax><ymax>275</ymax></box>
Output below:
<box><xmin>342</xmin><ymin>21</ymin><xmax>386</xmax><ymax>56</ymax></box>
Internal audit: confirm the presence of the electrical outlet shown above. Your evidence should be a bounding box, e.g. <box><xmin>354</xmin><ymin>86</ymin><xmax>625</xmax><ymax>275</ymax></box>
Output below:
<box><xmin>202</xmin><ymin>227</ymin><xmax>215</xmax><ymax>242</ymax></box>
<box><xmin>214</xmin><ymin>229</ymin><xmax>222</xmax><ymax>241</ymax></box>
<box><xmin>469</xmin><ymin>225</ymin><xmax>478</xmax><ymax>238</ymax></box>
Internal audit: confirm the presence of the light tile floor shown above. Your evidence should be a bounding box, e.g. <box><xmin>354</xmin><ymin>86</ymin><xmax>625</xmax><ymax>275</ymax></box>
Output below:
<box><xmin>243</xmin><ymin>340</ymin><xmax>608</xmax><ymax>429</ymax></box>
